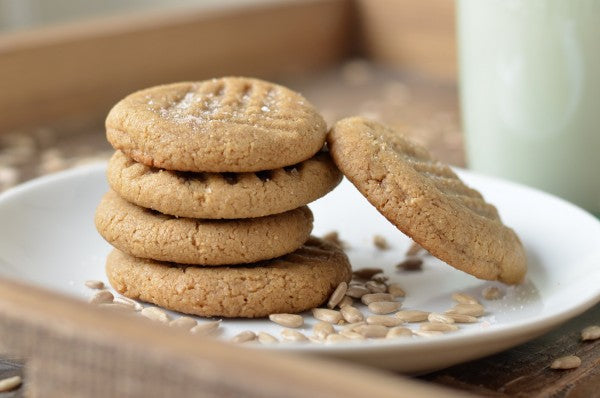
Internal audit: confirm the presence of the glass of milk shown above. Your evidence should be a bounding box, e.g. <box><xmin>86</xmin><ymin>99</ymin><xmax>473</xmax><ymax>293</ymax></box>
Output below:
<box><xmin>457</xmin><ymin>0</ymin><xmax>600</xmax><ymax>216</ymax></box>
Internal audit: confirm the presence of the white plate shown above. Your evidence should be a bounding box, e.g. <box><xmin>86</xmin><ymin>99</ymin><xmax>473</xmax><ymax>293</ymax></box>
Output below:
<box><xmin>0</xmin><ymin>164</ymin><xmax>599</xmax><ymax>373</ymax></box>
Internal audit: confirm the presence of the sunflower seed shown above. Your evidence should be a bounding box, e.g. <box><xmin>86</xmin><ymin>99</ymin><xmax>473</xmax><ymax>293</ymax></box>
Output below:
<box><xmin>190</xmin><ymin>320</ymin><xmax>221</xmax><ymax>335</ymax></box>
<box><xmin>366</xmin><ymin>315</ymin><xmax>403</xmax><ymax>327</ymax></box>
<box><xmin>365</xmin><ymin>280</ymin><xmax>387</xmax><ymax>293</ymax></box>
<box><xmin>84</xmin><ymin>280</ymin><xmax>104</xmax><ymax>289</ymax></box>
<box><xmin>342</xmin><ymin>321</ymin><xmax>366</xmax><ymax>332</ymax></box>
<box><xmin>396</xmin><ymin>257</ymin><xmax>423</xmax><ymax>271</ymax></box>
<box><xmin>313</xmin><ymin>321</ymin><xmax>335</xmax><ymax>340</ymax></box>
<box><xmin>387</xmin><ymin>283</ymin><xmax>406</xmax><ymax>298</ymax></box>
<box><xmin>141</xmin><ymin>306</ymin><xmax>170</xmax><ymax>323</ymax></box>
<box><xmin>370</xmin><ymin>273</ymin><xmax>388</xmax><ymax>283</ymax></box>
<box><xmin>312</xmin><ymin>308</ymin><xmax>343</xmax><ymax>324</ymax></box>
<box><xmin>550</xmin><ymin>355</ymin><xmax>581</xmax><ymax>370</ymax></box>
<box><xmin>340</xmin><ymin>305</ymin><xmax>364</xmax><ymax>323</ymax></box>
<box><xmin>325</xmin><ymin>334</ymin><xmax>349</xmax><ymax>344</ymax></box>
<box><xmin>368</xmin><ymin>301</ymin><xmax>401</xmax><ymax>315</ymax></box>
<box><xmin>482</xmin><ymin>286</ymin><xmax>504</xmax><ymax>300</ymax></box>
<box><xmin>446</xmin><ymin>313</ymin><xmax>478</xmax><ymax>323</ymax></box>
<box><xmin>353</xmin><ymin>267</ymin><xmax>383</xmax><ymax>279</ymax></box>
<box><xmin>452</xmin><ymin>292</ymin><xmax>480</xmax><ymax>305</ymax></box>
<box><xmin>339</xmin><ymin>330</ymin><xmax>366</xmax><ymax>340</ymax></box>
<box><xmin>0</xmin><ymin>375</ymin><xmax>22</xmax><ymax>392</ymax></box>
<box><xmin>231</xmin><ymin>330</ymin><xmax>256</xmax><ymax>343</ymax></box>
<box><xmin>428</xmin><ymin>313</ymin><xmax>455</xmax><ymax>324</ymax></box>
<box><xmin>338</xmin><ymin>296</ymin><xmax>353</xmax><ymax>308</ymax></box>
<box><xmin>414</xmin><ymin>330</ymin><xmax>444</xmax><ymax>337</ymax></box>
<box><xmin>395</xmin><ymin>310</ymin><xmax>430</xmax><ymax>323</ymax></box>
<box><xmin>355</xmin><ymin>324</ymin><xmax>388</xmax><ymax>338</ymax></box>
<box><xmin>114</xmin><ymin>296</ymin><xmax>143</xmax><ymax>311</ymax></box>
<box><xmin>361</xmin><ymin>293</ymin><xmax>394</xmax><ymax>305</ymax></box>
<box><xmin>98</xmin><ymin>303</ymin><xmax>134</xmax><ymax>313</ymax></box>
<box><xmin>373</xmin><ymin>235</ymin><xmax>390</xmax><ymax>250</ymax></box>
<box><xmin>89</xmin><ymin>290</ymin><xmax>114</xmax><ymax>305</ymax></box>
<box><xmin>258</xmin><ymin>332</ymin><xmax>279</xmax><ymax>344</ymax></box>
<box><xmin>281</xmin><ymin>329</ymin><xmax>308</xmax><ymax>342</ymax></box>
<box><xmin>386</xmin><ymin>327</ymin><xmax>413</xmax><ymax>338</ymax></box>
<box><xmin>269</xmin><ymin>313</ymin><xmax>304</xmax><ymax>328</ymax></box>
<box><xmin>581</xmin><ymin>325</ymin><xmax>600</xmax><ymax>341</ymax></box>
<box><xmin>169</xmin><ymin>317</ymin><xmax>197</xmax><ymax>330</ymax></box>
<box><xmin>346</xmin><ymin>285</ymin><xmax>370</xmax><ymax>298</ymax></box>
<box><xmin>322</xmin><ymin>231</ymin><xmax>347</xmax><ymax>249</ymax></box>
<box><xmin>406</xmin><ymin>241</ymin><xmax>424</xmax><ymax>256</ymax></box>
<box><xmin>446</xmin><ymin>303</ymin><xmax>485</xmax><ymax>317</ymax></box>
<box><xmin>420</xmin><ymin>322</ymin><xmax>459</xmax><ymax>332</ymax></box>
<box><xmin>327</xmin><ymin>282</ymin><xmax>348</xmax><ymax>309</ymax></box>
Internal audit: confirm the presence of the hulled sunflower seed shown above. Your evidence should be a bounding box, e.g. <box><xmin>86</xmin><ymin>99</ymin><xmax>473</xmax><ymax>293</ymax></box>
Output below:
<box><xmin>114</xmin><ymin>296</ymin><xmax>143</xmax><ymax>311</ymax></box>
<box><xmin>325</xmin><ymin>334</ymin><xmax>349</xmax><ymax>344</ymax></box>
<box><xmin>340</xmin><ymin>306</ymin><xmax>364</xmax><ymax>323</ymax></box>
<box><xmin>140</xmin><ymin>306</ymin><xmax>170</xmax><ymax>323</ymax></box>
<box><xmin>414</xmin><ymin>330</ymin><xmax>444</xmax><ymax>337</ymax></box>
<box><xmin>85</xmin><ymin>280</ymin><xmax>104</xmax><ymax>289</ymax></box>
<box><xmin>355</xmin><ymin>324</ymin><xmax>388</xmax><ymax>338</ymax></box>
<box><xmin>446</xmin><ymin>303</ymin><xmax>485</xmax><ymax>317</ymax></box>
<box><xmin>327</xmin><ymin>282</ymin><xmax>348</xmax><ymax>309</ymax></box>
<box><xmin>89</xmin><ymin>290</ymin><xmax>114</xmax><ymax>305</ymax></box>
<box><xmin>361</xmin><ymin>293</ymin><xmax>394</xmax><ymax>305</ymax></box>
<box><xmin>446</xmin><ymin>313</ymin><xmax>478</xmax><ymax>323</ymax></box>
<box><xmin>258</xmin><ymin>332</ymin><xmax>279</xmax><ymax>344</ymax></box>
<box><xmin>581</xmin><ymin>325</ymin><xmax>600</xmax><ymax>341</ymax></box>
<box><xmin>368</xmin><ymin>301</ymin><xmax>401</xmax><ymax>315</ymax></box>
<box><xmin>98</xmin><ymin>303</ymin><xmax>134</xmax><ymax>313</ymax></box>
<box><xmin>428</xmin><ymin>313</ymin><xmax>455</xmax><ymax>324</ymax></box>
<box><xmin>396</xmin><ymin>257</ymin><xmax>423</xmax><ymax>271</ymax></box>
<box><xmin>0</xmin><ymin>375</ymin><xmax>22</xmax><ymax>392</ymax></box>
<box><xmin>346</xmin><ymin>285</ymin><xmax>370</xmax><ymax>298</ymax></box>
<box><xmin>370</xmin><ymin>273</ymin><xmax>388</xmax><ymax>283</ymax></box>
<box><xmin>269</xmin><ymin>313</ymin><xmax>304</xmax><ymax>328</ymax></box>
<box><xmin>387</xmin><ymin>283</ymin><xmax>406</xmax><ymax>298</ymax></box>
<box><xmin>373</xmin><ymin>235</ymin><xmax>390</xmax><ymax>250</ymax></box>
<box><xmin>452</xmin><ymin>292</ymin><xmax>480</xmax><ymax>305</ymax></box>
<box><xmin>322</xmin><ymin>231</ymin><xmax>347</xmax><ymax>249</ymax></box>
<box><xmin>339</xmin><ymin>330</ymin><xmax>366</xmax><ymax>340</ymax></box>
<box><xmin>406</xmin><ymin>241</ymin><xmax>424</xmax><ymax>256</ymax></box>
<box><xmin>482</xmin><ymin>286</ymin><xmax>504</xmax><ymax>300</ymax></box>
<box><xmin>232</xmin><ymin>331</ymin><xmax>256</xmax><ymax>343</ymax></box>
<box><xmin>395</xmin><ymin>310</ymin><xmax>430</xmax><ymax>323</ymax></box>
<box><xmin>169</xmin><ymin>317</ymin><xmax>197</xmax><ymax>330</ymax></box>
<box><xmin>312</xmin><ymin>308</ymin><xmax>343</xmax><ymax>324</ymax></box>
<box><xmin>420</xmin><ymin>322</ymin><xmax>459</xmax><ymax>332</ymax></box>
<box><xmin>338</xmin><ymin>296</ymin><xmax>353</xmax><ymax>308</ymax></box>
<box><xmin>342</xmin><ymin>321</ymin><xmax>366</xmax><ymax>332</ymax></box>
<box><xmin>190</xmin><ymin>320</ymin><xmax>221</xmax><ymax>335</ymax></box>
<box><xmin>281</xmin><ymin>329</ymin><xmax>308</xmax><ymax>342</ymax></box>
<box><xmin>366</xmin><ymin>315</ymin><xmax>403</xmax><ymax>327</ymax></box>
<box><xmin>353</xmin><ymin>267</ymin><xmax>383</xmax><ymax>279</ymax></box>
<box><xmin>365</xmin><ymin>280</ymin><xmax>387</xmax><ymax>293</ymax></box>
<box><xmin>386</xmin><ymin>327</ymin><xmax>413</xmax><ymax>338</ymax></box>
<box><xmin>550</xmin><ymin>355</ymin><xmax>581</xmax><ymax>370</ymax></box>
<box><xmin>313</xmin><ymin>321</ymin><xmax>335</xmax><ymax>340</ymax></box>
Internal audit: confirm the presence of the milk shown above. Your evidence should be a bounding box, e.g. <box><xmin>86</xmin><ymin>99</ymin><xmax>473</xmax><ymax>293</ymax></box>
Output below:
<box><xmin>457</xmin><ymin>0</ymin><xmax>600</xmax><ymax>215</ymax></box>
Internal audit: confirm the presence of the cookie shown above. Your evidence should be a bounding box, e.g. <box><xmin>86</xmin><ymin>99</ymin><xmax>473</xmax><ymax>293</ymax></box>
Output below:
<box><xmin>106</xmin><ymin>237</ymin><xmax>352</xmax><ymax>318</ymax></box>
<box><xmin>107</xmin><ymin>150</ymin><xmax>342</xmax><ymax>219</ymax></box>
<box><xmin>327</xmin><ymin>117</ymin><xmax>527</xmax><ymax>284</ymax></box>
<box><xmin>95</xmin><ymin>190</ymin><xmax>313</xmax><ymax>265</ymax></box>
<box><xmin>106</xmin><ymin>77</ymin><xmax>327</xmax><ymax>172</ymax></box>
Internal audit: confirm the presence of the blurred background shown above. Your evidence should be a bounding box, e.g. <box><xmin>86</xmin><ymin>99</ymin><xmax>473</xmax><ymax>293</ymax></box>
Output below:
<box><xmin>0</xmin><ymin>0</ymin><xmax>460</xmax><ymax>192</ymax></box>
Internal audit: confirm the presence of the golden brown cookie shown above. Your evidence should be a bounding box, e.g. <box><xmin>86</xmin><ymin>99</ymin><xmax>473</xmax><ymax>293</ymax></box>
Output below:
<box><xmin>95</xmin><ymin>191</ymin><xmax>313</xmax><ymax>265</ymax></box>
<box><xmin>107</xmin><ymin>150</ymin><xmax>342</xmax><ymax>219</ymax></box>
<box><xmin>106</xmin><ymin>237</ymin><xmax>352</xmax><ymax>318</ymax></box>
<box><xmin>327</xmin><ymin>117</ymin><xmax>526</xmax><ymax>284</ymax></box>
<box><xmin>106</xmin><ymin>78</ymin><xmax>327</xmax><ymax>172</ymax></box>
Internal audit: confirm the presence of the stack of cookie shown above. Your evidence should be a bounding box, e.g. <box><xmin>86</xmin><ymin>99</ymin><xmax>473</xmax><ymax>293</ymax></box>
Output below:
<box><xmin>95</xmin><ymin>77</ymin><xmax>352</xmax><ymax>318</ymax></box>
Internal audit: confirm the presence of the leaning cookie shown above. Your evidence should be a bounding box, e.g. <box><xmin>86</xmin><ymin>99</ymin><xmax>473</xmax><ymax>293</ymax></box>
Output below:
<box><xmin>95</xmin><ymin>190</ymin><xmax>313</xmax><ymax>265</ymax></box>
<box><xmin>327</xmin><ymin>117</ymin><xmax>527</xmax><ymax>284</ymax></box>
<box><xmin>106</xmin><ymin>237</ymin><xmax>352</xmax><ymax>318</ymax></box>
<box><xmin>106</xmin><ymin>77</ymin><xmax>327</xmax><ymax>172</ymax></box>
<box><xmin>107</xmin><ymin>150</ymin><xmax>342</xmax><ymax>219</ymax></box>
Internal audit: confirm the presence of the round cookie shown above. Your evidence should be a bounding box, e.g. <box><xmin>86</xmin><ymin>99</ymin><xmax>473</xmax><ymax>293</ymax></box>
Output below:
<box><xmin>107</xmin><ymin>150</ymin><xmax>342</xmax><ymax>219</ymax></box>
<box><xmin>95</xmin><ymin>190</ymin><xmax>313</xmax><ymax>265</ymax></box>
<box><xmin>106</xmin><ymin>77</ymin><xmax>327</xmax><ymax>172</ymax></box>
<box><xmin>327</xmin><ymin>117</ymin><xmax>527</xmax><ymax>284</ymax></box>
<box><xmin>106</xmin><ymin>237</ymin><xmax>352</xmax><ymax>318</ymax></box>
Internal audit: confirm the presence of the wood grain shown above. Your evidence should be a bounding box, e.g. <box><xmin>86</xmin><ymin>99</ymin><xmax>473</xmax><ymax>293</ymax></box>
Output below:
<box><xmin>0</xmin><ymin>0</ymin><xmax>353</xmax><ymax>132</ymax></box>
<box><xmin>0</xmin><ymin>277</ymin><xmax>464</xmax><ymax>398</ymax></box>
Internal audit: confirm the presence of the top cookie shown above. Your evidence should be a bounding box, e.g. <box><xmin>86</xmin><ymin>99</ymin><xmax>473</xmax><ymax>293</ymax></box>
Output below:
<box><xmin>327</xmin><ymin>117</ymin><xmax>527</xmax><ymax>284</ymax></box>
<box><xmin>106</xmin><ymin>77</ymin><xmax>327</xmax><ymax>172</ymax></box>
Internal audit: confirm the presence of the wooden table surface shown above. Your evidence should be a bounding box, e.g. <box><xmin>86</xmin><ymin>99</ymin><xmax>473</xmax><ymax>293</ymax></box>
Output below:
<box><xmin>0</xmin><ymin>63</ymin><xmax>598</xmax><ymax>397</ymax></box>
